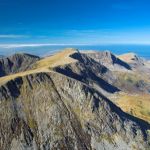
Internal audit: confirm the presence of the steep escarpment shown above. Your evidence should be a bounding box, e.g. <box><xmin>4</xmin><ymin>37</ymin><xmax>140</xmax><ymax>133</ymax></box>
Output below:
<box><xmin>82</xmin><ymin>51</ymin><xmax>150</xmax><ymax>94</ymax></box>
<box><xmin>0</xmin><ymin>53</ymin><xmax>40</xmax><ymax>77</ymax></box>
<box><xmin>83</xmin><ymin>51</ymin><xmax>131</xmax><ymax>71</ymax></box>
<box><xmin>54</xmin><ymin>51</ymin><xmax>119</xmax><ymax>94</ymax></box>
<box><xmin>0</xmin><ymin>71</ymin><xmax>150</xmax><ymax>150</ymax></box>
<box><xmin>111</xmin><ymin>53</ymin><xmax>150</xmax><ymax>94</ymax></box>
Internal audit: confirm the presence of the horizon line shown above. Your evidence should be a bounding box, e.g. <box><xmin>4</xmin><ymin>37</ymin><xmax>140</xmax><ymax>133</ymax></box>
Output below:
<box><xmin>1</xmin><ymin>43</ymin><xmax>150</xmax><ymax>48</ymax></box>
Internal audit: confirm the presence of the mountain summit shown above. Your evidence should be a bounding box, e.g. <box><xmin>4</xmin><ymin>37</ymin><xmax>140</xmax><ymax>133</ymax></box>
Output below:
<box><xmin>0</xmin><ymin>53</ymin><xmax>40</xmax><ymax>77</ymax></box>
<box><xmin>82</xmin><ymin>50</ymin><xmax>132</xmax><ymax>71</ymax></box>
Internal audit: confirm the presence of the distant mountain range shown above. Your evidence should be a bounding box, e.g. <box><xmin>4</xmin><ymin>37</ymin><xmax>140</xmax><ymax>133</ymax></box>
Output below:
<box><xmin>0</xmin><ymin>48</ymin><xmax>150</xmax><ymax>150</ymax></box>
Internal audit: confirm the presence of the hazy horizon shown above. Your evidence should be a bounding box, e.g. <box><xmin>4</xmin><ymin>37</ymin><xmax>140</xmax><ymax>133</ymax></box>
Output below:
<box><xmin>0</xmin><ymin>44</ymin><xmax>150</xmax><ymax>59</ymax></box>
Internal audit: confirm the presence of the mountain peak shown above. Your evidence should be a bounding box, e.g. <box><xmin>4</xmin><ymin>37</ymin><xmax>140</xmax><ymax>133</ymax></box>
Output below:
<box><xmin>118</xmin><ymin>53</ymin><xmax>139</xmax><ymax>62</ymax></box>
<box><xmin>118</xmin><ymin>53</ymin><xmax>145</xmax><ymax>69</ymax></box>
<box><xmin>0</xmin><ymin>53</ymin><xmax>40</xmax><ymax>77</ymax></box>
<box><xmin>82</xmin><ymin>50</ymin><xmax>131</xmax><ymax>71</ymax></box>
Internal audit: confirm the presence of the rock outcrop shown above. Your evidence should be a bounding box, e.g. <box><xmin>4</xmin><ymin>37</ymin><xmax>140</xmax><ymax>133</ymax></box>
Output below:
<box><xmin>83</xmin><ymin>51</ymin><xmax>131</xmax><ymax>71</ymax></box>
<box><xmin>0</xmin><ymin>72</ymin><xmax>150</xmax><ymax>150</ymax></box>
<box><xmin>0</xmin><ymin>53</ymin><xmax>40</xmax><ymax>77</ymax></box>
<box><xmin>54</xmin><ymin>51</ymin><xmax>119</xmax><ymax>95</ymax></box>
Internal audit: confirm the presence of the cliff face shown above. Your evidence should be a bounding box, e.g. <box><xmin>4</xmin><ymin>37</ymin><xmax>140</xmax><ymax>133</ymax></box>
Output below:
<box><xmin>54</xmin><ymin>51</ymin><xmax>119</xmax><ymax>95</ymax></box>
<box><xmin>83</xmin><ymin>51</ymin><xmax>131</xmax><ymax>71</ymax></box>
<box><xmin>0</xmin><ymin>53</ymin><xmax>40</xmax><ymax>77</ymax></box>
<box><xmin>0</xmin><ymin>49</ymin><xmax>150</xmax><ymax>150</ymax></box>
<box><xmin>82</xmin><ymin>51</ymin><xmax>150</xmax><ymax>94</ymax></box>
<box><xmin>0</xmin><ymin>72</ymin><xmax>150</xmax><ymax>150</ymax></box>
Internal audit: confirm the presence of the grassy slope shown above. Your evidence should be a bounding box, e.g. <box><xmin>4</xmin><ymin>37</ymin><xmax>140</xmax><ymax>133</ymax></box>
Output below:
<box><xmin>114</xmin><ymin>71</ymin><xmax>150</xmax><ymax>92</ymax></box>
<box><xmin>112</xmin><ymin>93</ymin><xmax>150</xmax><ymax>123</ymax></box>
<box><xmin>33</xmin><ymin>48</ymin><xmax>77</xmax><ymax>69</ymax></box>
<box><xmin>118</xmin><ymin>53</ymin><xmax>136</xmax><ymax>63</ymax></box>
<box><xmin>112</xmin><ymin>70</ymin><xmax>150</xmax><ymax>123</ymax></box>
<box><xmin>0</xmin><ymin>49</ymin><xmax>150</xmax><ymax>124</ymax></box>
<box><xmin>0</xmin><ymin>49</ymin><xmax>77</xmax><ymax>85</ymax></box>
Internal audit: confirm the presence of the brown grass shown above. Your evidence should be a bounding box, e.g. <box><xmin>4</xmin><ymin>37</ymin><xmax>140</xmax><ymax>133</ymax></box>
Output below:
<box><xmin>118</xmin><ymin>53</ymin><xmax>136</xmax><ymax>63</ymax></box>
<box><xmin>112</xmin><ymin>93</ymin><xmax>150</xmax><ymax>123</ymax></box>
<box><xmin>0</xmin><ymin>49</ymin><xmax>77</xmax><ymax>85</ymax></box>
<box><xmin>33</xmin><ymin>48</ymin><xmax>77</xmax><ymax>69</ymax></box>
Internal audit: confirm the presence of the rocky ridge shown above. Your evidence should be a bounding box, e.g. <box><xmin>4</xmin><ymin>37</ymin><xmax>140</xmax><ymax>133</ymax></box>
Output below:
<box><xmin>0</xmin><ymin>53</ymin><xmax>40</xmax><ymax>77</ymax></box>
<box><xmin>0</xmin><ymin>49</ymin><xmax>150</xmax><ymax>150</ymax></box>
<box><xmin>82</xmin><ymin>50</ymin><xmax>131</xmax><ymax>71</ymax></box>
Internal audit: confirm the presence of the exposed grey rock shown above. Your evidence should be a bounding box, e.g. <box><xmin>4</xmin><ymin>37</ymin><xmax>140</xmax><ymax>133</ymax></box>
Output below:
<box><xmin>54</xmin><ymin>51</ymin><xmax>119</xmax><ymax>95</ymax></box>
<box><xmin>83</xmin><ymin>51</ymin><xmax>150</xmax><ymax>94</ymax></box>
<box><xmin>83</xmin><ymin>51</ymin><xmax>131</xmax><ymax>71</ymax></box>
<box><xmin>0</xmin><ymin>53</ymin><xmax>40</xmax><ymax>77</ymax></box>
<box><xmin>0</xmin><ymin>72</ymin><xmax>150</xmax><ymax>150</ymax></box>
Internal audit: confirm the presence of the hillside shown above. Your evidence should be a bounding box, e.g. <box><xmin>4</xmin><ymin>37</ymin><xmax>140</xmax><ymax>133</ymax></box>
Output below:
<box><xmin>0</xmin><ymin>49</ymin><xmax>118</xmax><ymax>94</ymax></box>
<box><xmin>1</xmin><ymin>71</ymin><xmax>150</xmax><ymax>150</ymax></box>
<box><xmin>0</xmin><ymin>49</ymin><xmax>150</xmax><ymax>150</ymax></box>
<box><xmin>118</xmin><ymin>53</ymin><xmax>149</xmax><ymax>71</ymax></box>
<box><xmin>111</xmin><ymin>93</ymin><xmax>150</xmax><ymax>124</ymax></box>
<box><xmin>0</xmin><ymin>53</ymin><xmax>40</xmax><ymax>77</ymax></box>
<box><xmin>82</xmin><ymin>50</ymin><xmax>131</xmax><ymax>71</ymax></box>
<box><xmin>33</xmin><ymin>48</ymin><xmax>77</xmax><ymax>69</ymax></box>
<box><xmin>54</xmin><ymin>51</ymin><xmax>119</xmax><ymax>94</ymax></box>
<box><xmin>118</xmin><ymin>53</ymin><xmax>143</xmax><ymax>64</ymax></box>
<box><xmin>0</xmin><ymin>49</ymin><xmax>77</xmax><ymax>85</ymax></box>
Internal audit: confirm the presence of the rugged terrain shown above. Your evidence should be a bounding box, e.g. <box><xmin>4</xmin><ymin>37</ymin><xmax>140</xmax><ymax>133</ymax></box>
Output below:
<box><xmin>0</xmin><ymin>53</ymin><xmax>40</xmax><ymax>77</ymax></box>
<box><xmin>0</xmin><ymin>48</ymin><xmax>150</xmax><ymax>150</ymax></box>
<box><xmin>82</xmin><ymin>50</ymin><xmax>131</xmax><ymax>71</ymax></box>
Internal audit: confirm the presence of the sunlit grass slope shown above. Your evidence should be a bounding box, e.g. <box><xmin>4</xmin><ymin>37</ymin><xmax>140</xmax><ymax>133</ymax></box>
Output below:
<box><xmin>113</xmin><ymin>93</ymin><xmax>150</xmax><ymax>123</ymax></box>
<box><xmin>33</xmin><ymin>48</ymin><xmax>77</xmax><ymax>69</ymax></box>
<box><xmin>0</xmin><ymin>48</ymin><xmax>77</xmax><ymax>85</ymax></box>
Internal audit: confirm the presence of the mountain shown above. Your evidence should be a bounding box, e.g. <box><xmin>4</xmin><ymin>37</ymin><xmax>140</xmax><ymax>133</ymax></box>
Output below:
<box><xmin>82</xmin><ymin>50</ymin><xmax>131</xmax><ymax>71</ymax></box>
<box><xmin>114</xmin><ymin>53</ymin><xmax>150</xmax><ymax>93</ymax></box>
<box><xmin>118</xmin><ymin>53</ymin><xmax>148</xmax><ymax>70</ymax></box>
<box><xmin>1</xmin><ymin>72</ymin><xmax>150</xmax><ymax>150</ymax></box>
<box><xmin>0</xmin><ymin>53</ymin><xmax>40</xmax><ymax>77</ymax></box>
<box><xmin>0</xmin><ymin>49</ymin><xmax>150</xmax><ymax>150</ymax></box>
<box><xmin>81</xmin><ymin>51</ymin><xmax>150</xmax><ymax>94</ymax></box>
<box><xmin>54</xmin><ymin>50</ymin><xmax>119</xmax><ymax>94</ymax></box>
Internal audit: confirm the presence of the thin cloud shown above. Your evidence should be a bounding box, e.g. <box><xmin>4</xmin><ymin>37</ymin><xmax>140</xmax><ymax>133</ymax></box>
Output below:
<box><xmin>0</xmin><ymin>43</ymin><xmax>89</xmax><ymax>48</ymax></box>
<box><xmin>0</xmin><ymin>34</ymin><xmax>30</xmax><ymax>38</ymax></box>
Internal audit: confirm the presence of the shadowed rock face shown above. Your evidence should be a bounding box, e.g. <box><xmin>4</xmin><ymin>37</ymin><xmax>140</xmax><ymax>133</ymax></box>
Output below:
<box><xmin>54</xmin><ymin>51</ymin><xmax>120</xmax><ymax>95</ymax></box>
<box><xmin>0</xmin><ymin>53</ymin><xmax>40</xmax><ymax>77</ymax></box>
<box><xmin>83</xmin><ymin>51</ymin><xmax>150</xmax><ymax>94</ymax></box>
<box><xmin>0</xmin><ymin>72</ymin><xmax>150</xmax><ymax>150</ymax></box>
<box><xmin>84</xmin><ymin>51</ymin><xmax>131</xmax><ymax>71</ymax></box>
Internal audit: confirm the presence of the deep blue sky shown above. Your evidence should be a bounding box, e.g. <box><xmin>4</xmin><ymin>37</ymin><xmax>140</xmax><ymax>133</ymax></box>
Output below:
<box><xmin>0</xmin><ymin>0</ymin><xmax>150</xmax><ymax>46</ymax></box>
